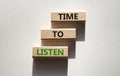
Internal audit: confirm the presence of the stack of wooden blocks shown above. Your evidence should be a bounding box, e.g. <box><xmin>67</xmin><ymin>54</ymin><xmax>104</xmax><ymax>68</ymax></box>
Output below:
<box><xmin>32</xmin><ymin>12</ymin><xmax>86</xmax><ymax>59</ymax></box>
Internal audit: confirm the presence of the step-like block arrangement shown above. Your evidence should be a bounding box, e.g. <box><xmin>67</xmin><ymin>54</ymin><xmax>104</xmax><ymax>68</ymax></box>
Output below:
<box><xmin>32</xmin><ymin>12</ymin><xmax>86</xmax><ymax>59</ymax></box>
<box><xmin>51</xmin><ymin>12</ymin><xmax>86</xmax><ymax>21</ymax></box>
<box><xmin>41</xmin><ymin>28</ymin><xmax>76</xmax><ymax>40</ymax></box>
<box><xmin>32</xmin><ymin>46</ymin><xmax>68</xmax><ymax>58</ymax></box>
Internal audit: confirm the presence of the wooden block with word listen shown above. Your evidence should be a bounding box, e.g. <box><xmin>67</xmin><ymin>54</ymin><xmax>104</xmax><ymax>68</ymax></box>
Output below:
<box><xmin>32</xmin><ymin>46</ymin><xmax>68</xmax><ymax>58</ymax></box>
<box><xmin>51</xmin><ymin>12</ymin><xmax>86</xmax><ymax>21</ymax></box>
<box><xmin>41</xmin><ymin>28</ymin><xmax>76</xmax><ymax>40</ymax></box>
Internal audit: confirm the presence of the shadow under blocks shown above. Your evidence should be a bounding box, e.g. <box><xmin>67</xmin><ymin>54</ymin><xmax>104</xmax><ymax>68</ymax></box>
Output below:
<box><xmin>33</xmin><ymin>59</ymin><xmax>68</xmax><ymax>76</ymax></box>
<box><xmin>32</xmin><ymin>18</ymin><xmax>85</xmax><ymax>76</ymax></box>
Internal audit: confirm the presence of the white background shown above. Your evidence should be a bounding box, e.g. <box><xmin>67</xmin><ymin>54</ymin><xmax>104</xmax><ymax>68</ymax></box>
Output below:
<box><xmin>0</xmin><ymin>0</ymin><xmax>120</xmax><ymax>76</ymax></box>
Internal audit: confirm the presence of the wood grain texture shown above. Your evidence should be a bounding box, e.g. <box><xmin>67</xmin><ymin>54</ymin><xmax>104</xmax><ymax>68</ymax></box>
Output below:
<box><xmin>41</xmin><ymin>28</ymin><xmax>76</xmax><ymax>40</ymax></box>
<box><xmin>51</xmin><ymin>12</ymin><xmax>86</xmax><ymax>21</ymax></box>
<box><xmin>32</xmin><ymin>46</ymin><xmax>68</xmax><ymax>58</ymax></box>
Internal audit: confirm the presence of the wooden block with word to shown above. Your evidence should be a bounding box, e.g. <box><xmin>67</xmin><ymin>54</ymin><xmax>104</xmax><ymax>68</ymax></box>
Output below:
<box><xmin>51</xmin><ymin>12</ymin><xmax>86</xmax><ymax>21</ymax></box>
<box><xmin>41</xmin><ymin>28</ymin><xmax>76</xmax><ymax>40</ymax></box>
<box><xmin>32</xmin><ymin>46</ymin><xmax>68</xmax><ymax>58</ymax></box>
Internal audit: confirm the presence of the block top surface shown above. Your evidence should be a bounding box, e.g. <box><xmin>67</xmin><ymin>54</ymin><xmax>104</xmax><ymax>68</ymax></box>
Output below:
<box><xmin>51</xmin><ymin>12</ymin><xmax>86</xmax><ymax>21</ymax></box>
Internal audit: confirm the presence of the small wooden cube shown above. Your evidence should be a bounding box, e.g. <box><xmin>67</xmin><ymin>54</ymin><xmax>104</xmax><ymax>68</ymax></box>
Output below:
<box><xmin>32</xmin><ymin>46</ymin><xmax>68</xmax><ymax>58</ymax></box>
<box><xmin>51</xmin><ymin>12</ymin><xmax>86</xmax><ymax>21</ymax></box>
<box><xmin>41</xmin><ymin>28</ymin><xmax>76</xmax><ymax>40</ymax></box>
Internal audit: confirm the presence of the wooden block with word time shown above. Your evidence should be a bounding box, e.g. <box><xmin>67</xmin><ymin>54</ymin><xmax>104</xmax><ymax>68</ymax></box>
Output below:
<box><xmin>32</xmin><ymin>46</ymin><xmax>68</xmax><ymax>58</ymax></box>
<box><xmin>41</xmin><ymin>28</ymin><xmax>76</xmax><ymax>40</ymax></box>
<box><xmin>51</xmin><ymin>12</ymin><xmax>86</xmax><ymax>21</ymax></box>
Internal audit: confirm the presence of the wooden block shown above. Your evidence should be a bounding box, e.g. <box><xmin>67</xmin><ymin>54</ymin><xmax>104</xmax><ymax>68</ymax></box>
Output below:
<box><xmin>41</xmin><ymin>28</ymin><xmax>76</xmax><ymax>40</ymax></box>
<box><xmin>51</xmin><ymin>12</ymin><xmax>86</xmax><ymax>21</ymax></box>
<box><xmin>32</xmin><ymin>46</ymin><xmax>68</xmax><ymax>58</ymax></box>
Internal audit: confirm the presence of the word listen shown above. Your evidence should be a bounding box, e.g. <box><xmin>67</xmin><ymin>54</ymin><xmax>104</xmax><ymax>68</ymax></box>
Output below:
<box><xmin>58</xmin><ymin>13</ymin><xmax>78</xmax><ymax>20</ymax></box>
<box><xmin>36</xmin><ymin>48</ymin><xmax>64</xmax><ymax>55</ymax></box>
<box><xmin>32</xmin><ymin>46</ymin><xmax>68</xmax><ymax>58</ymax></box>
